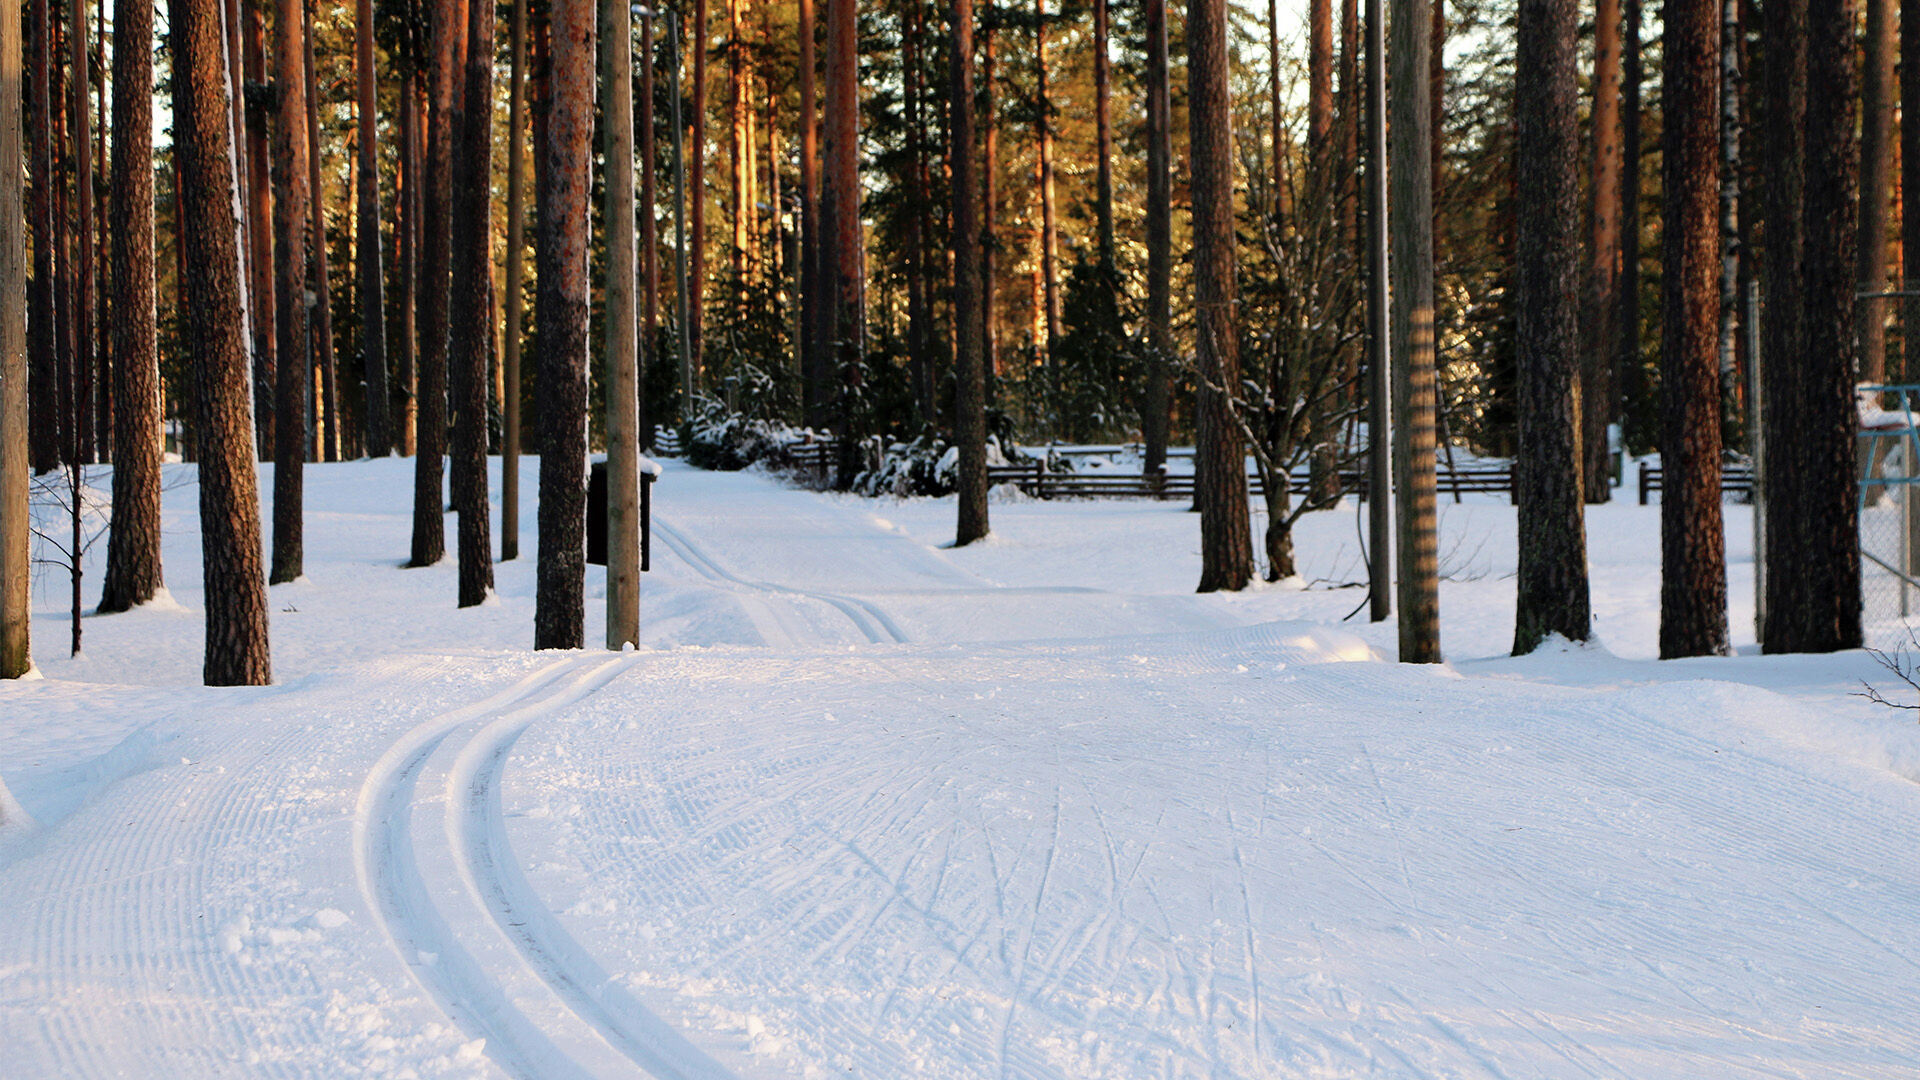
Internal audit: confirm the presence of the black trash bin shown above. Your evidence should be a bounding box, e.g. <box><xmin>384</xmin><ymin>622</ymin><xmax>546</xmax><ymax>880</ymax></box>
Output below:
<box><xmin>586</xmin><ymin>459</ymin><xmax>653</xmax><ymax>570</ymax></box>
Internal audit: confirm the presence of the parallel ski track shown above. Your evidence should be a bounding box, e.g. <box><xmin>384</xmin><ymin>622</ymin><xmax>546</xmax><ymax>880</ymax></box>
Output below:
<box><xmin>356</xmin><ymin>655</ymin><xmax>688</xmax><ymax>1080</ymax></box>
<box><xmin>652</xmin><ymin>517</ymin><xmax>910</xmax><ymax>644</ymax></box>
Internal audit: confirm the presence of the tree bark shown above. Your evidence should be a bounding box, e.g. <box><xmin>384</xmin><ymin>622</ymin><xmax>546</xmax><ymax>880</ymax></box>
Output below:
<box><xmin>639</xmin><ymin>11</ymin><xmax>658</xmax><ymax>450</ymax></box>
<box><xmin>1857</xmin><ymin>0</ymin><xmax>1894</xmax><ymax>382</ymax></box>
<box><xmin>270</xmin><ymin>0</ymin><xmax>311</xmax><ymax>585</ymax></box>
<box><xmin>451</xmin><ymin>0</ymin><xmax>493</xmax><ymax>607</ymax></box>
<box><xmin>822</xmin><ymin>0</ymin><xmax>861</xmax><ymax>460</ymax></box>
<box><xmin>728</xmin><ymin>0</ymin><xmax>749</xmax><ymax>289</ymax></box>
<box><xmin>1905</xmin><ymin>0</ymin><xmax>1920</xmax><ymax>381</ymax></box>
<box><xmin>411</xmin><ymin>0</ymin><xmax>464</xmax><ymax>568</ymax></box>
<box><xmin>1660</xmin><ymin>0</ymin><xmax>1728</xmax><ymax>657</ymax></box>
<box><xmin>1141</xmin><ymin>0</ymin><xmax>1170</xmax><ymax>476</ymax></box>
<box><xmin>903</xmin><ymin>1</ymin><xmax>933</xmax><ymax>424</ymax></box>
<box><xmin>99</xmin><ymin>0</ymin><xmax>163</xmax><ymax>614</ymax></box>
<box><xmin>982</xmin><ymin>6</ymin><xmax>999</xmax><ymax>384</ymax></box>
<box><xmin>1</xmin><ymin>0</ymin><xmax>29</xmax><ymax>676</ymax></box>
<box><xmin>305</xmin><ymin>7</ymin><xmax>338</xmax><ymax>464</ymax></box>
<box><xmin>954</xmin><ymin>0</ymin><xmax>988</xmax><ymax>546</ymax></box>
<box><xmin>690</xmin><ymin>0</ymin><xmax>707</xmax><ymax>383</ymax></box>
<box><xmin>603</xmin><ymin>0</ymin><xmax>640</xmax><ymax>645</ymax></box>
<box><xmin>535</xmin><ymin>0</ymin><xmax>595</xmax><ymax>650</ymax></box>
<box><xmin>1583</xmin><ymin>0</ymin><xmax>1621</xmax><ymax>502</ymax></box>
<box><xmin>1618</xmin><ymin>0</ymin><xmax>1642</xmax><ymax>438</ymax></box>
<box><xmin>69</xmin><ymin>0</ymin><xmax>92</xmax><ymax>464</ymax></box>
<box><xmin>1034</xmin><ymin>0</ymin><xmax>1060</xmax><ymax>357</ymax></box>
<box><xmin>356</xmin><ymin>0</ymin><xmax>390</xmax><ymax>456</ymax></box>
<box><xmin>1188</xmin><ymin>0</ymin><xmax>1252</xmax><ymax>593</ymax></box>
<box><xmin>797</xmin><ymin>0</ymin><xmax>820</xmax><ymax>426</ymax></box>
<box><xmin>1389</xmin><ymin>0</ymin><xmax>1440</xmax><ymax>658</ymax></box>
<box><xmin>26</xmin><ymin>0</ymin><xmax>56</xmax><ymax>475</ymax></box>
<box><xmin>502</xmin><ymin>0</ymin><xmax>527</xmax><ymax>556</ymax></box>
<box><xmin>244</xmin><ymin>4</ymin><xmax>273</xmax><ymax>460</ymax></box>
<box><xmin>1092</xmin><ymin>0</ymin><xmax>1114</xmax><ymax>271</ymax></box>
<box><xmin>173</xmin><ymin>0</ymin><xmax>271</xmax><ymax>685</ymax></box>
<box><xmin>1511</xmin><ymin>0</ymin><xmax>1591</xmax><ymax>653</ymax></box>
<box><xmin>396</xmin><ymin>75</ymin><xmax>419</xmax><ymax>455</ymax></box>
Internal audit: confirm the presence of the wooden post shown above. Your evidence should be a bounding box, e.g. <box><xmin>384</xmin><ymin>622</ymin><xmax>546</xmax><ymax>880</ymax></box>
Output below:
<box><xmin>603</xmin><ymin>0</ymin><xmax>640</xmax><ymax>648</ymax></box>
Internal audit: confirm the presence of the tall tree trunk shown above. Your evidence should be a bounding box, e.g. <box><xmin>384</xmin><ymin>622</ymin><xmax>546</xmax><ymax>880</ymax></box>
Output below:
<box><xmin>411</xmin><ymin>0</ymin><xmax>464</xmax><ymax>568</ymax></box>
<box><xmin>1389</xmin><ymin>0</ymin><xmax>1440</xmax><ymax>658</ymax></box>
<box><xmin>1618</xmin><ymin>0</ymin><xmax>1642</xmax><ymax>440</ymax></box>
<box><xmin>535</xmin><ymin>0</ymin><xmax>595</xmax><ymax>649</ymax></box>
<box><xmin>954</xmin><ymin>0</ymin><xmax>988</xmax><ymax>546</ymax></box>
<box><xmin>1759</xmin><ymin>0</ymin><xmax>1803</xmax><ymax>648</ymax></box>
<box><xmin>452</xmin><ymin>0</ymin><xmax>493</xmax><ymax>607</ymax></box>
<box><xmin>270</xmin><ymin>0</ymin><xmax>311</xmax><ymax>585</ymax></box>
<box><xmin>1034</xmin><ymin>0</ymin><xmax>1060</xmax><ymax>357</ymax></box>
<box><xmin>27</xmin><ymin>0</ymin><xmax>57</xmax><ymax>474</ymax></box>
<box><xmin>1188</xmin><ymin>0</ymin><xmax>1252</xmax><ymax>593</ymax></box>
<box><xmin>1511</xmin><ymin>0</ymin><xmax>1591</xmax><ymax>652</ymax></box>
<box><xmin>903</xmin><ymin>0</ymin><xmax>933</xmax><ymax>424</ymax></box>
<box><xmin>639</xmin><ymin>10</ymin><xmax>658</xmax><ymax>450</ymax></box>
<box><xmin>1857</xmin><ymin>0</ymin><xmax>1894</xmax><ymax>382</ymax></box>
<box><xmin>1582</xmin><ymin>0</ymin><xmax>1621</xmax><ymax>502</ymax></box>
<box><xmin>729</xmin><ymin>0</ymin><xmax>748</xmax><ymax>289</ymax></box>
<box><xmin>797</xmin><ymin>0</ymin><xmax>820</xmax><ymax>425</ymax></box>
<box><xmin>1141</xmin><ymin>0</ymin><xmax>1170</xmax><ymax>476</ymax></box>
<box><xmin>70</xmin><ymin>0</ymin><xmax>92</xmax><ymax>464</ymax></box>
<box><xmin>1660</xmin><ymin>0</ymin><xmax>1728</xmax><ymax>657</ymax></box>
<box><xmin>1765</xmin><ymin>0</ymin><xmax>1860</xmax><ymax>651</ymax></box>
<box><xmin>305</xmin><ymin>7</ymin><xmax>338</xmax><ymax>464</ymax></box>
<box><xmin>244</xmin><ymin>4</ymin><xmax>273</xmax><ymax>460</ymax></box>
<box><xmin>1309</xmin><ymin>0</ymin><xmax>1332</xmax><ymax>158</ymax></box>
<box><xmin>356</xmin><ymin>0</ymin><xmax>390</xmax><ymax>456</ymax></box>
<box><xmin>1</xmin><ymin>0</ymin><xmax>30</xmax><ymax>677</ymax></box>
<box><xmin>397</xmin><ymin>76</ymin><xmax>419</xmax><ymax>454</ymax></box>
<box><xmin>502</xmin><ymin>0</ymin><xmax>527</xmax><ymax>555</ymax></box>
<box><xmin>822</xmin><ymin>0</ymin><xmax>861</xmax><ymax>460</ymax></box>
<box><xmin>173</xmin><ymin>0</ymin><xmax>271</xmax><ymax>686</ymax></box>
<box><xmin>1092</xmin><ymin>0</ymin><xmax>1114</xmax><ymax>271</ymax></box>
<box><xmin>603</xmin><ymin>0</ymin><xmax>640</xmax><ymax>644</ymax></box>
<box><xmin>99</xmin><ymin>0</ymin><xmax>162</xmax><ymax>614</ymax></box>
<box><xmin>982</xmin><ymin>5</ymin><xmax>999</xmax><ymax>383</ymax></box>
<box><xmin>690</xmin><ymin>0</ymin><xmax>707</xmax><ymax>384</ymax></box>
<box><xmin>91</xmin><ymin>0</ymin><xmax>108</xmax><ymax>465</ymax></box>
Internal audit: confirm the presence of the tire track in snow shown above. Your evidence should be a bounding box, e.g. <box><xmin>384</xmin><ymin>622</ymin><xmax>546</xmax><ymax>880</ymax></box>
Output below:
<box><xmin>354</xmin><ymin>657</ymin><xmax>633</xmax><ymax>1080</ymax></box>
<box><xmin>652</xmin><ymin>517</ymin><xmax>909</xmax><ymax>644</ymax></box>
<box><xmin>447</xmin><ymin>677</ymin><xmax>737</xmax><ymax>1080</ymax></box>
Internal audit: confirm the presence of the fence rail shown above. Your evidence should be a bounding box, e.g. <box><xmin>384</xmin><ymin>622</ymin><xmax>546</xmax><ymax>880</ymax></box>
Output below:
<box><xmin>1636</xmin><ymin>462</ymin><xmax>1756</xmax><ymax>505</ymax></box>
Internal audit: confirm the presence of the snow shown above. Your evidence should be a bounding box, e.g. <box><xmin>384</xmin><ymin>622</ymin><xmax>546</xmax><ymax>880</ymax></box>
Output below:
<box><xmin>2</xmin><ymin>455</ymin><xmax>1918</xmax><ymax>1078</ymax></box>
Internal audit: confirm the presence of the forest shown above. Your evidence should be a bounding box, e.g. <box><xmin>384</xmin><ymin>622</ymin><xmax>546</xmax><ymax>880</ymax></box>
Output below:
<box><xmin>0</xmin><ymin>0</ymin><xmax>1887</xmax><ymax>683</ymax></box>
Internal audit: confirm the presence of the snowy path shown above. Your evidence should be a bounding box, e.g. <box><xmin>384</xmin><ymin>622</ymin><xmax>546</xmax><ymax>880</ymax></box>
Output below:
<box><xmin>3</xmin><ymin>457</ymin><xmax>1920</xmax><ymax>1077</ymax></box>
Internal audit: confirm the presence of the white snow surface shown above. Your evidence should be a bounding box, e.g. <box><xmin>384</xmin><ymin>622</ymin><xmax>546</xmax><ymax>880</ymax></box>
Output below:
<box><xmin>2</xmin><ymin>456</ymin><xmax>1919</xmax><ymax>1078</ymax></box>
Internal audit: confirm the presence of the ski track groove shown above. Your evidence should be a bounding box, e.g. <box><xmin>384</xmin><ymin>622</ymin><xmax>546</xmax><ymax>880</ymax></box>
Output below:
<box><xmin>653</xmin><ymin>517</ymin><xmax>909</xmax><ymax>645</ymax></box>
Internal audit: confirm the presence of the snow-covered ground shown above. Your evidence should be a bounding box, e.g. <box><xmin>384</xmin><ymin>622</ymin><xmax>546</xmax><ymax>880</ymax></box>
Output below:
<box><xmin>2</xmin><ymin>456</ymin><xmax>1918</xmax><ymax>1078</ymax></box>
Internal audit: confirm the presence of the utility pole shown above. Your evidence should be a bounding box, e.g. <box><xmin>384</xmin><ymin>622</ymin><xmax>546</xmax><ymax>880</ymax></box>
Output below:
<box><xmin>603</xmin><ymin>0</ymin><xmax>640</xmax><ymax>648</ymax></box>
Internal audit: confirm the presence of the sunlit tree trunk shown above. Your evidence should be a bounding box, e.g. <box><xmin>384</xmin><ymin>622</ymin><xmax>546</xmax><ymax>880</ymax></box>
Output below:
<box><xmin>1512</xmin><ymin>0</ymin><xmax>1591</xmax><ymax>653</ymax></box>
<box><xmin>954</xmin><ymin>0</ymin><xmax>988</xmax><ymax>546</ymax></box>
<box><xmin>822</xmin><ymin>0</ymin><xmax>861</xmax><ymax>462</ymax></box>
<box><xmin>603</xmin><ymin>0</ymin><xmax>639</xmax><ymax>644</ymax></box>
<box><xmin>1618</xmin><ymin>0</ymin><xmax>1643</xmax><ymax>434</ymax></box>
<box><xmin>639</xmin><ymin>10</ymin><xmax>658</xmax><ymax>450</ymax></box>
<box><xmin>1660</xmin><ymin>0</ymin><xmax>1728</xmax><ymax>657</ymax></box>
<box><xmin>1034</xmin><ymin>0</ymin><xmax>1060</xmax><ymax>357</ymax></box>
<box><xmin>173</xmin><ymin>0</ymin><xmax>271</xmax><ymax>686</ymax></box>
<box><xmin>797</xmin><ymin>0</ymin><xmax>820</xmax><ymax>425</ymax></box>
<box><xmin>99</xmin><ymin>0</ymin><xmax>163</xmax><ymax>614</ymax></box>
<box><xmin>244</xmin><ymin>3</ymin><xmax>273</xmax><ymax>460</ymax></box>
<box><xmin>690</xmin><ymin>0</ymin><xmax>707</xmax><ymax>382</ymax></box>
<box><xmin>1</xmin><ymin>0</ymin><xmax>30</xmax><ymax>676</ymax></box>
<box><xmin>1141</xmin><ymin>0</ymin><xmax>1170</xmax><ymax>476</ymax></box>
<box><xmin>501</xmin><ymin>0</ymin><xmax>527</xmax><ymax>554</ymax></box>
<box><xmin>1189</xmin><ymin>0</ymin><xmax>1252</xmax><ymax>593</ymax></box>
<box><xmin>410</xmin><ymin>0</ymin><xmax>464</xmax><ymax>568</ymax></box>
<box><xmin>1582</xmin><ymin>0</ymin><xmax>1621</xmax><ymax>502</ymax></box>
<box><xmin>1390</xmin><ymin>0</ymin><xmax>1440</xmax><ymax>659</ymax></box>
<box><xmin>982</xmin><ymin>6</ymin><xmax>999</xmax><ymax>383</ymax></box>
<box><xmin>1904</xmin><ymin>0</ymin><xmax>1920</xmax><ymax>382</ymax></box>
<box><xmin>1857</xmin><ymin>0</ymin><xmax>1894</xmax><ymax>382</ymax></box>
<box><xmin>356</xmin><ymin>0</ymin><xmax>390</xmax><ymax>456</ymax></box>
<box><xmin>304</xmin><ymin>8</ymin><xmax>338</xmax><ymax>463</ymax></box>
<box><xmin>396</xmin><ymin>75</ymin><xmax>419</xmax><ymax>454</ymax></box>
<box><xmin>1092</xmin><ymin>0</ymin><xmax>1114</xmax><ymax>271</ymax></box>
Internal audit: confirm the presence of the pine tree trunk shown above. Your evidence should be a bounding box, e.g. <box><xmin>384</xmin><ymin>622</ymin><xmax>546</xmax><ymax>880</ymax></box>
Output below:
<box><xmin>1582</xmin><ymin>0</ymin><xmax>1621</xmax><ymax>502</ymax></box>
<box><xmin>27</xmin><ymin>0</ymin><xmax>57</xmax><ymax>475</ymax></box>
<box><xmin>1034</xmin><ymin>0</ymin><xmax>1060</xmax><ymax>357</ymax></box>
<box><xmin>69</xmin><ymin>0</ymin><xmax>92</xmax><ymax>464</ymax></box>
<box><xmin>356</xmin><ymin>0</ymin><xmax>390</xmax><ymax>456</ymax></box>
<box><xmin>982</xmin><ymin>8</ymin><xmax>999</xmax><ymax>384</ymax></box>
<box><xmin>99</xmin><ymin>0</ymin><xmax>162</xmax><ymax>614</ymax></box>
<box><xmin>1857</xmin><ymin>0</ymin><xmax>1894</xmax><ymax>382</ymax></box>
<box><xmin>452</xmin><ymin>0</ymin><xmax>493</xmax><ymax>607</ymax></box>
<box><xmin>270</xmin><ymin>0</ymin><xmax>311</xmax><ymax>586</ymax></box>
<box><xmin>953</xmin><ymin>0</ymin><xmax>988</xmax><ymax>546</ymax></box>
<box><xmin>822</xmin><ymin>0</ymin><xmax>861</xmax><ymax>463</ymax></box>
<box><xmin>1717</xmin><ymin>0</ymin><xmax>1741</xmax><ymax>412</ymax></box>
<box><xmin>397</xmin><ymin>77</ymin><xmax>419</xmax><ymax>455</ymax></box>
<box><xmin>1659</xmin><ymin>0</ymin><xmax>1728</xmax><ymax>657</ymax></box>
<box><xmin>903</xmin><ymin>1</ymin><xmax>932</xmax><ymax>425</ymax></box>
<box><xmin>244</xmin><ymin>4</ymin><xmax>273</xmax><ymax>460</ymax></box>
<box><xmin>729</xmin><ymin>0</ymin><xmax>748</xmax><ymax>290</ymax></box>
<box><xmin>639</xmin><ymin>11</ymin><xmax>658</xmax><ymax>449</ymax></box>
<box><xmin>1389</xmin><ymin>0</ymin><xmax>1440</xmax><ymax>659</ymax></box>
<box><xmin>535</xmin><ymin>0</ymin><xmax>595</xmax><ymax>650</ymax></box>
<box><xmin>304</xmin><ymin>9</ymin><xmax>339</xmax><ymax>464</ymax></box>
<box><xmin>1092</xmin><ymin>0</ymin><xmax>1114</xmax><ymax>271</ymax></box>
<box><xmin>502</xmin><ymin>0</ymin><xmax>527</xmax><ymax>555</ymax></box>
<box><xmin>1904</xmin><ymin>0</ymin><xmax>1920</xmax><ymax>382</ymax></box>
<box><xmin>603</xmin><ymin>0</ymin><xmax>639</xmax><ymax>644</ymax></box>
<box><xmin>1766</xmin><ymin>0</ymin><xmax>1860</xmax><ymax>651</ymax></box>
<box><xmin>797</xmin><ymin>0</ymin><xmax>820</xmax><ymax>426</ymax></box>
<box><xmin>1760</xmin><ymin>0</ymin><xmax>1804</xmax><ymax>649</ymax></box>
<box><xmin>1512</xmin><ymin>0</ymin><xmax>1591</xmax><ymax>653</ymax></box>
<box><xmin>1141</xmin><ymin>0</ymin><xmax>1170</xmax><ymax>477</ymax></box>
<box><xmin>411</xmin><ymin>0</ymin><xmax>463</xmax><ymax>568</ymax></box>
<box><xmin>1618</xmin><ymin>0</ymin><xmax>1643</xmax><ymax>433</ymax></box>
<box><xmin>1188</xmin><ymin>0</ymin><xmax>1252</xmax><ymax>594</ymax></box>
<box><xmin>173</xmin><ymin>0</ymin><xmax>271</xmax><ymax>686</ymax></box>
<box><xmin>690</xmin><ymin>0</ymin><xmax>707</xmax><ymax>384</ymax></box>
<box><xmin>1</xmin><ymin>0</ymin><xmax>30</xmax><ymax>677</ymax></box>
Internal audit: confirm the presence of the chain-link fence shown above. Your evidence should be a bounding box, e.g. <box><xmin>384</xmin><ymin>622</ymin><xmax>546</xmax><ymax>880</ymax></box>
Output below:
<box><xmin>1858</xmin><ymin>384</ymin><xmax>1920</xmax><ymax>621</ymax></box>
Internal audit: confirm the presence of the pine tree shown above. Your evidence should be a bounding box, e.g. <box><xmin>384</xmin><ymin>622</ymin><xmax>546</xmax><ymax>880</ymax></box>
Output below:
<box><xmin>534</xmin><ymin>0</ymin><xmax>595</xmax><ymax>650</ymax></box>
<box><xmin>98</xmin><ymin>0</ymin><xmax>163</xmax><ymax>614</ymax></box>
<box><xmin>1661</xmin><ymin>0</ymin><xmax>1728</xmax><ymax>657</ymax></box>
<box><xmin>356</xmin><ymin>0</ymin><xmax>391</xmax><ymax>456</ymax></box>
<box><xmin>1141</xmin><ymin>0</ymin><xmax>1170</xmax><ymax>478</ymax></box>
<box><xmin>26</xmin><ymin>0</ymin><xmax>56</xmax><ymax>475</ymax></box>
<box><xmin>502</xmin><ymin>0</ymin><xmax>528</xmax><ymax>556</ymax></box>
<box><xmin>452</xmin><ymin>0</ymin><xmax>495</xmax><ymax>607</ymax></box>
<box><xmin>173</xmin><ymin>0</ymin><xmax>271</xmax><ymax>686</ymax></box>
<box><xmin>954</xmin><ymin>0</ymin><xmax>988</xmax><ymax>547</ymax></box>
<box><xmin>1</xmin><ymin>0</ymin><xmax>29</xmax><ymax>677</ymax></box>
<box><xmin>411</xmin><ymin>0</ymin><xmax>464</xmax><ymax>569</ymax></box>
<box><xmin>1583</xmin><ymin>0</ymin><xmax>1622</xmax><ymax>502</ymax></box>
<box><xmin>1511</xmin><ymin>0</ymin><xmax>1591</xmax><ymax>652</ymax></box>
<box><xmin>1389</xmin><ymin>0</ymin><xmax>1440</xmax><ymax>658</ymax></box>
<box><xmin>1858</xmin><ymin>0</ymin><xmax>1894</xmax><ymax>381</ymax></box>
<box><xmin>270</xmin><ymin>0</ymin><xmax>312</xmax><ymax>586</ymax></box>
<box><xmin>603</xmin><ymin>0</ymin><xmax>640</xmax><ymax>645</ymax></box>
